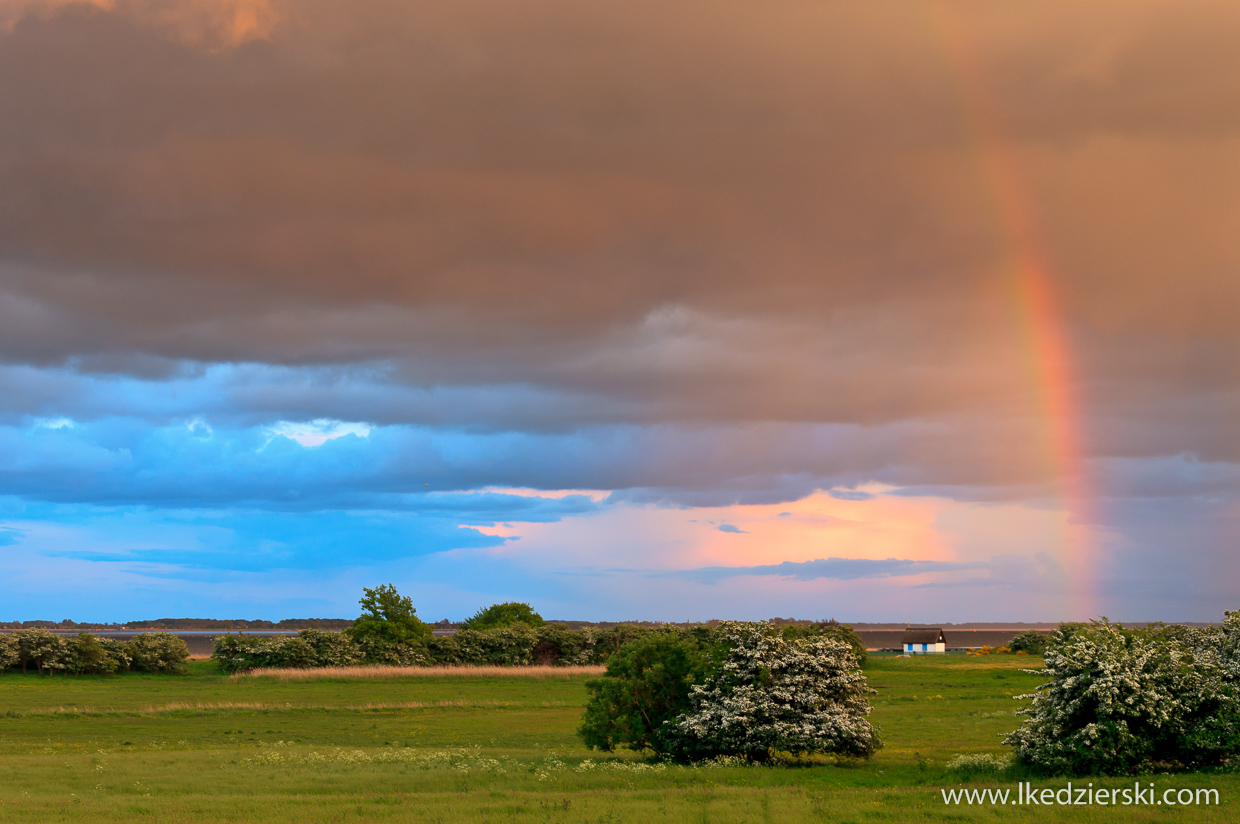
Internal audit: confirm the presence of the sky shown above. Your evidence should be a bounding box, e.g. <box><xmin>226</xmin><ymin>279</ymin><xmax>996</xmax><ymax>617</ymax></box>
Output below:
<box><xmin>0</xmin><ymin>0</ymin><xmax>1237</xmax><ymax>623</ymax></box>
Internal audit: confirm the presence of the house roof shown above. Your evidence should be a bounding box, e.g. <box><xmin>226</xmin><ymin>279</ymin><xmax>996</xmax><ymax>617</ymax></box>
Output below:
<box><xmin>902</xmin><ymin>628</ymin><xmax>946</xmax><ymax>644</ymax></box>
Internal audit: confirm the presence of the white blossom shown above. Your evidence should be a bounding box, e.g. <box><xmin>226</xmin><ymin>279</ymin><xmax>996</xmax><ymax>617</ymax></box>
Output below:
<box><xmin>667</xmin><ymin>622</ymin><xmax>880</xmax><ymax>761</ymax></box>
<box><xmin>1003</xmin><ymin>614</ymin><xmax>1240</xmax><ymax>775</ymax></box>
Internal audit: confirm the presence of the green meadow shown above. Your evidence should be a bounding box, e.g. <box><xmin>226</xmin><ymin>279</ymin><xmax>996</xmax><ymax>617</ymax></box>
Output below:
<box><xmin>0</xmin><ymin>656</ymin><xmax>1235</xmax><ymax>822</ymax></box>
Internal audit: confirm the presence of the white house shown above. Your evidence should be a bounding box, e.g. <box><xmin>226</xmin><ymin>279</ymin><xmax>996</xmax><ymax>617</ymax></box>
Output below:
<box><xmin>902</xmin><ymin>627</ymin><xmax>946</xmax><ymax>654</ymax></box>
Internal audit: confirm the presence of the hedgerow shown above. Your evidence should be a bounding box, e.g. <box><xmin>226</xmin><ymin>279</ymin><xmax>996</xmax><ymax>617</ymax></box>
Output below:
<box><xmin>211</xmin><ymin>622</ymin><xmax>687</xmax><ymax>672</ymax></box>
<box><xmin>210</xmin><ymin>619</ymin><xmax>873</xmax><ymax>677</ymax></box>
<box><xmin>0</xmin><ymin>630</ymin><xmax>187</xmax><ymax>675</ymax></box>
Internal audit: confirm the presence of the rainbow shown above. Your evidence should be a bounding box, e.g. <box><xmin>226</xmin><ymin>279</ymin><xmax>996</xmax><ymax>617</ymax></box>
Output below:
<box><xmin>929</xmin><ymin>5</ymin><xmax>1096</xmax><ymax>619</ymax></box>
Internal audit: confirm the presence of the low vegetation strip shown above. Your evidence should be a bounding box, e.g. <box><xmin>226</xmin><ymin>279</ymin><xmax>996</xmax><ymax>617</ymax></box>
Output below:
<box><xmin>236</xmin><ymin>744</ymin><xmax>745</xmax><ymax>774</ymax></box>
<box><xmin>7</xmin><ymin>698</ymin><xmax>541</xmax><ymax>718</ymax></box>
<box><xmin>237</xmin><ymin>664</ymin><xmax>607</xmax><ymax>680</ymax></box>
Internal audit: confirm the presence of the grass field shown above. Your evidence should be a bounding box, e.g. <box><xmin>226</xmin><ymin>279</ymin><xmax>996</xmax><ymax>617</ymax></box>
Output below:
<box><xmin>0</xmin><ymin>655</ymin><xmax>1234</xmax><ymax>822</ymax></box>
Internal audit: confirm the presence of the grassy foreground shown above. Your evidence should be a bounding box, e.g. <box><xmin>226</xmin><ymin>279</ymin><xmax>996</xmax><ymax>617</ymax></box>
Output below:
<box><xmin>0</xmin><ymin>656</ymin><xmax>1235</xmax><ymax>822</ymax></box>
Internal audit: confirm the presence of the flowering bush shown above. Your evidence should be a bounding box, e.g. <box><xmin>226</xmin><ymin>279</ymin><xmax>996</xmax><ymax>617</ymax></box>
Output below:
<box><xmin>1209</xmin><ymin>610</ymin><xmax>1240</xmax><ymax>682</ymax></box>
<box><xmin>0</xmin><ymin>632</ymin><xmax>18</xmax><ymax>671</ymax></box>
<box><xmin>666</xmin><ymin>622</ymin><xmax>881</xmax><ymax>762</ymax></box>
<box><xmin>127</xmin><ymin>632</ymin><xmax>190</xmax><ymax>673</ymax></box>
<box><xmin>297</xmin><ymin>628</ymin><xmax>364</xmax><ymax>667</ymax></box>
<box><xmin>64</xmin><ymin>633</ymin><xmax>121</xmax><ymax>675</ymax></box>
<box><xmin>450</xmin><ymin>625</ymin><xmax>539</xmax><ymax>666</ymax></box>
<box><xmin>778</xmin><ymin>621</ymin><xmax>868</xmax><ymax>666</ymax></box>
<box><xmin>1003</xmin><ymin>617</ymin><xmax>1240</xmax><ymax>775</ymax></box>
<box><xmin>349</xmin><ymin>634</ymin><xmax>429</xmax><ymax>667</ymax></box>
<box><xmin>213</xmin><ymin>630</ymin><xmax>368</xmax><ymax>672</ymax></box>
<box><xmin>14</xmin><ymin>629</ymin><xmax>65</xmax><ymax>673</ymax></box>
<box><xmin>1</xmin><ymin>630</ymin><xmax>184</xmax><ymax>675</ymax></box>
<box><xmin>213</xmin><ymin>634</ymin><xmax>297</xmax><ymax>673</ymax></box>
<box><xmin>97</xmin><ymin>637</ymin><xmax>133</xmax><ymax>672</ymax></box>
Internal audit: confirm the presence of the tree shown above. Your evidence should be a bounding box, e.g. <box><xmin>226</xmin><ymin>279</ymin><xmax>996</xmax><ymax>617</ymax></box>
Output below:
<box><xmin>350</xmin><ymin>584</ymin><xmax>430</xmax><ymax>646</ymax></box>
<box><xmin>667</xmin><ymin>622</ymin><xmax>881</xmax><ymax>762</ymax></box>
<box><xmin>69</xmin><ymin>633</ymin><xmax>120</xmax><ymax>675</ymax></box>
<box><xmin>15</xmin><ymin>629</ymin><xmax>69</xmax><ymax>675</ymax></box>
<box><xmin>461</xmin><ymin>602</ymin><xmax>546</xmax><ymax>631</ymax></box>
<box><xmin>1008</xmin><ymin>629</ymin><xmax>1049</xmax><ymax>655</ymax></box>
<box><xmin>578</xmin><ymin>631</ymin><xmax>708</xmax><ymax>754</ymax></box>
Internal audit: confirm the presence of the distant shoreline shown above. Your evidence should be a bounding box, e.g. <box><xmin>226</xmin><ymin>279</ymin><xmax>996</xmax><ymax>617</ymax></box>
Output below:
<box><xmin>0</xmin><ymin>619</ymin><xmax>1218</xmax><ymax>632</ymax></box>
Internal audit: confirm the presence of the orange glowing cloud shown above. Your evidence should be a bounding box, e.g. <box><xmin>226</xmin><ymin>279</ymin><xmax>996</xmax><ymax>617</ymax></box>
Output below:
<box><xmin>670</xmin><ymin>488</ymin><xmax>954</xmax><ymax>568</ymax></box>
<box><xmin>467</xmin><ymin>486</ymin><xmax>1112</xmax><ymax>585</ymax></box>
<box><xmin>0</xmin><ymin>0</ymin><xmax>280</xmax><ymax>48</ymax></box>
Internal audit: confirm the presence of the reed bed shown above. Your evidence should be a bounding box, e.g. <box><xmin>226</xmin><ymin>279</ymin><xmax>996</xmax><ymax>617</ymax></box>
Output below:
<box><xmin>236</xmin><ymin>664</ymin><xmax>606</xmax><ymax>680</ymax></box>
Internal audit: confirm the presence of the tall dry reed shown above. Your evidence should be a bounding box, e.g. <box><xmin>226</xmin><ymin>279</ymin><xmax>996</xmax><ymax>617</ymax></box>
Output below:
<box><xmin>235</xmin><ymin>664</ymin><xmax>606</xmax><ymax>680</ymax></box>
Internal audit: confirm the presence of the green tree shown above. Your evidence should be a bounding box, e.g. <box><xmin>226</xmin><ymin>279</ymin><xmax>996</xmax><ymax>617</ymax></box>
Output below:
<box><xmin>1008</xmin><ymin>629</ymin><xmax>1049</xmax><ymax>655</ymax></box>
<box><xmin>350</xmin><ymin>584</ymin><xmax>430</xmax><ymax>645</ymax></box>
<box><xmin>461</xmin><ymin>602</ymin><xmax>546</xmax><ymax>631</ymax></box>
<box><xmin>578</xmin><ymin>631</ymin><xmax>708</xmax><ymax>754</ymax></box>
<box><xmin>70</xmin><ymin>633</ymin><xmax>120</xmax><ymax>675</ymax></box>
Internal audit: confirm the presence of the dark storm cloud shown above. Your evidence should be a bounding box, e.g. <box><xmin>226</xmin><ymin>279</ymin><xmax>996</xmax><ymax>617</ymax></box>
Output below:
<box><xmin>0</xmin><ymin>0</ymin><xmax>1237</xmax><ymax>495</ymax></box>
<box><xmin>3</xmin><ymin>1</ymin><xmax>1238</xmax><ymax>326</ymax></box>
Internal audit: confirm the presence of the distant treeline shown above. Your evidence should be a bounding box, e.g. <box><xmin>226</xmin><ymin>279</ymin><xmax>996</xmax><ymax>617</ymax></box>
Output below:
<box><xmin>0</xmin><ymin>618</ymin><xmax>354</xmax><ymax>630</ymax></box>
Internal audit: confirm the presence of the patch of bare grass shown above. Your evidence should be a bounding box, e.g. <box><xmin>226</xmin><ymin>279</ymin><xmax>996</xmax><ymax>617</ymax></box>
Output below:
<box><xmin>235</xmin><ymin>664</ymin><xmax>606</xmax><ymax>681</ymax></box>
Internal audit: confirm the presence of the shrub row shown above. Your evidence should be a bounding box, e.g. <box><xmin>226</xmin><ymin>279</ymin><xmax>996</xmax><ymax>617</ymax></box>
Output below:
<box><xmin>0</xmin><ymin>630</ymin><xmax>189</xmax><ymax>675</ymax></box>
<box><xmin>211</xmin><ymin>621</ymin><xmax>868</xmax><ymax>674</ymax></box>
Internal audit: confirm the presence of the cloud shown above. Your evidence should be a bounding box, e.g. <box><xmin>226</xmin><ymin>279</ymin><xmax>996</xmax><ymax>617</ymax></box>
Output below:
<box><xmin>0</xmin><ymin>410</ymin><xmax>1115</xmax><ymax>509</ymax></box>
<box><xmin>0</xmin><ymin>2</ymin><xmax>1236</xmax><ymax>346</ymax></box>
<box><xmin>0</xmin><ymin>0</ymin><xmax>281</xmax><ymax>48</ymax></box>
<box><xmin>716</xmin><ymin>524</ymin><xmax>746</xmax><ymax>534</ymax></box>
<box><xmin>662</xmin><ymin>557</ymin><xmax>980</xmax><ymax>584</ymax></box>
<box><xmin>0</xmin><ymin>526</ymin><xmax>23</xmax><ymax>546</ymax></box>
<box><xmin>0</xmin><ymin>1</ymin><xmax>1236</xmax><ymax>621</ymax></box>
<box><xmin>266</xmin><ymin>419</ymin><xmax>372</xmax><ymax>448</ymax></box>
<box><xmin>828</xmin><ymin>489</ymin><xmax>876</xmax><ymax>502</ymax></box>
<box><xmin>0</xmin><ymin>0</ymin><xmax>1234</xmax><ymax>493</ymax></box>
